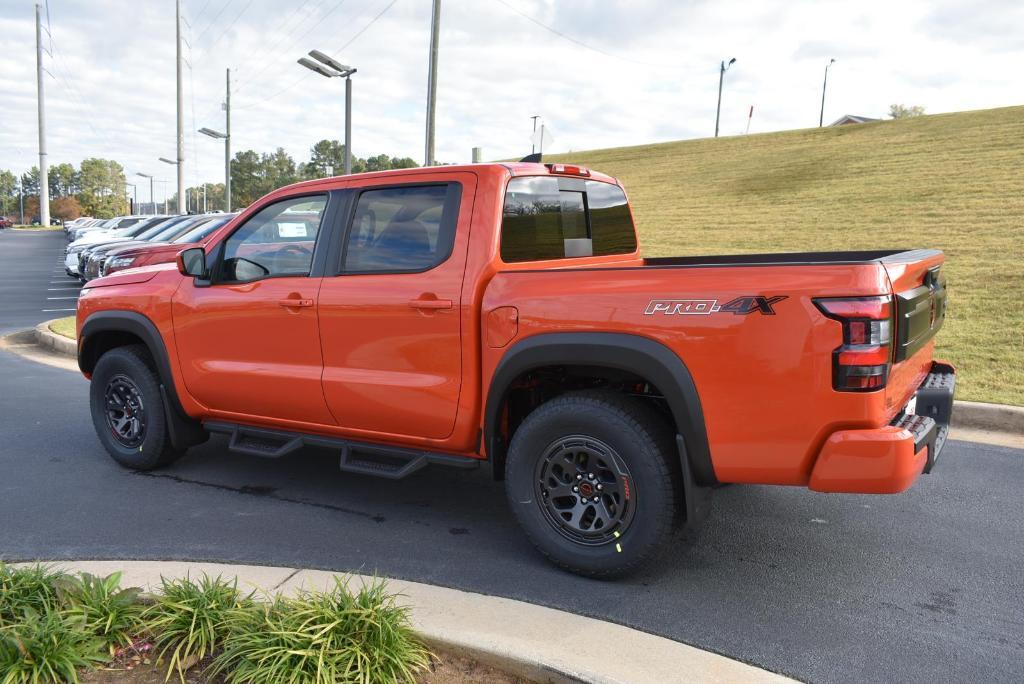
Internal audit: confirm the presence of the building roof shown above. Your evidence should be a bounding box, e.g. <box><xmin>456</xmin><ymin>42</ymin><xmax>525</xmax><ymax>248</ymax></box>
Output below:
<box><xmin>829</xmin><ymin>114</ymin><xmax>881</xmax><ymax>126</ymax></box>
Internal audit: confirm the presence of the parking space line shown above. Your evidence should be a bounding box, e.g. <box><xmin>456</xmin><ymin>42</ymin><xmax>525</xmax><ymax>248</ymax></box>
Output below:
<box><xmin>47</xmin><ymin>287</ymin><xmax>81</xmax><ymax>291</ymax></box>
<box><xmin>46</xmin><ymin>296</ymin><xmax>80</xmax><ymax>300</ymax></box>
<box><xmin>41</xmin><ymin>308</ymin><xmax>77</xmax><ymax>312</ymax></box>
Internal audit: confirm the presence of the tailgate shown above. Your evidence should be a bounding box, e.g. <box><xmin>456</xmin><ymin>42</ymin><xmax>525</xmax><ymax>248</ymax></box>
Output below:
<box><xmin>881</xmin><ymin>250</ymin><xmax>948</xmax><ymax>410</ymax></box>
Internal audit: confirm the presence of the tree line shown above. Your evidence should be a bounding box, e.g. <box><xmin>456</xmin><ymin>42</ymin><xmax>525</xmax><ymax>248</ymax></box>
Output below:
<box><xmin>175</xmin><ymin>140</ymin><xmax>419</xmax><ymax>212</ymax></box>
<box><xmin>0</xmin><ymin>140</ymin><xmax>418</xmax><ymax>222</ymax></box>
<box><xmin>0</xmin><ymin>159</ymin><xmax>128</xmax><ymax>222</ymax></box>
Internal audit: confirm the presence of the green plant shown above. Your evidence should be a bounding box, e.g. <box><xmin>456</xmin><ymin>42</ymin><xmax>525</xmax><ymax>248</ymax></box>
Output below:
<box><xmin>57</xmin><ymin>572</ymin><xmax>144</xmax><ymax>656</ymax></box>
<box><xmin>211</xmin><ymin>578</ymin><xmax>431</xmax><ymax>684</ymax></box>
<box><xmin>142</xmin><ymin>574</ymin><xmax>252</xmax><ymax>681</ymax></box>
<box><xmin>0</xmin><ymin>608</ymin><xmax>106</xmax><ymax>684</ymax></box>
<box><xmin>0</xmin><ymin>564</ymin><xmax>68</xmax><ymax>627</ymax></box>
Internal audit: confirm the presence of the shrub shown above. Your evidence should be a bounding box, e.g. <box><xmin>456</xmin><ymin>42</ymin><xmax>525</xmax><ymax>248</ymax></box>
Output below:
<box><xmin>211</xmin><ymin>578</ymin><xmax>431</xmax><ymax>684</ymax></box>
<box><xmin>142</xmin><ymin>574</ymin><xmax>253</xmax><ymax>681</ymax></box>
<box><xmin>0</xmin><ymin>608</ymin><xmax>106</xmax><ymax>683</ymax></box>
<box><xmin>58</xmin><ymin>572</ymin><xmax>144</xmax><ymax>656</ymax></box>
<box><xmin>0</xmin><ymin>564</ymin><xmax>68</xmax><ymax>626</ymax></box>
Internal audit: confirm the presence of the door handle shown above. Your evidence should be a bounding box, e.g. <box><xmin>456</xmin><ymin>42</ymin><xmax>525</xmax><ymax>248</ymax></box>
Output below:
<box><xmin>409</xmin><ymin>297</ymin><xmax>452</xmax><ymax>310</ymax></box>
<box><xmin>278</xmin><ymin>298</ymin><xmax>314</xmax><ymax>308</ymax></box>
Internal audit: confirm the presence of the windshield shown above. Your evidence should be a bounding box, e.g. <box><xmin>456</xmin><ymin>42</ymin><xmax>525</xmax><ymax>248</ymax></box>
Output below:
<box><xmin>172</xmin><ymin>215</ymin><xmax>235</xmax><ymax>243</ymax></box>
<box><xmin>112</xmin><ymin>217</ymin><xmax>149</xmax><ymax>235</ymax></box>
<box><xmin>132</xmin><ymin>216</ymin><xmax>186</xmax><ymax>241</ymax></box>
<box><xmin>150</xmin><ymin>215</ymin><xmax>209</xmax><ymax>241</ymax></box>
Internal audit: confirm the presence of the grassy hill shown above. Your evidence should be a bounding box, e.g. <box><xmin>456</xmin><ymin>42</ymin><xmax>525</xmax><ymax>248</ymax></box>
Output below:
<box><xmin>549</xmin><ymin>105</ymin><xmax>1024</xmax><ymax>405</ymax></box>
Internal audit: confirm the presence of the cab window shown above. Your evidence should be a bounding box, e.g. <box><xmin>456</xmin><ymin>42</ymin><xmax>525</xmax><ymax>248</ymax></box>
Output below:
<box><xmin>341</xmin><ymin>184</ymin><xmax>461</xmax><ymax>274</ymax></box>
<box><xmin>218</xmin><ymin>195</ymin><xmax>327</xmax><ymax>282</ymax></box>
<box><xmin>500</xmin><ymin>177</ymin><xmax>637</xmax><ymax>262</ymax></box>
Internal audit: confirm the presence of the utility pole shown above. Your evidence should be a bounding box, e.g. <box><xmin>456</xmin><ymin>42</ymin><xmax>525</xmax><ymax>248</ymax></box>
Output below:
<box><xmin>35</xmin><ymin>4</ymin><xmax>50</xmax><ymax>226</ymax></box>
<box><xmin>424</xmin><ymin>0</ymin><xmax>441</xmax><ymax>166</ymax></box>
<box><xmin>225</xmin><ymin>68</ymin><xmax>231</xmax><ymax>211</ymax></box>
<box><xmin>175</xmin><ymin>0</ymin><xmax>185</xmax><ymax>213</ymax></box>
<box><xmin>19</xmin><ymin>179</ymin><xmax>25</xmax><ymax>225</ymax></box>
<box><xmin>715</xmin><ymin>57</ymin><xmax>736</xmax><ymax>138</ymax></box>
<box><xmin>819</xmin><ymin>58</ymin><xmax>836</xmax><ymax>127</ymax></box>
<box><xmin>530</xmin><ymin>115</ymin><xmax>540</xmax><ymax>154</ymax></box>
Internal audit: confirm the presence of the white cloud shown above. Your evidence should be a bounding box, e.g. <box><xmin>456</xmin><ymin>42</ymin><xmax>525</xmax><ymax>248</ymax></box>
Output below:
<box><xmin>0</xmin><ymin>0</ymin><xmax>1021</xmax><ymax>204</ymax></box>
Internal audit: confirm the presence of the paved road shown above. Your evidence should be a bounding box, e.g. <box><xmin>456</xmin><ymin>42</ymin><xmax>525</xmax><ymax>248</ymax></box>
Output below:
<box><xmin>0</xmin><ymin>229</ymin><xmax>80</xmax><ymax>335</ymax></box>
<box><xmin>2</xmin><ymin>231</ymin><xmax>1022</xmax><ymax>684</ymax></box>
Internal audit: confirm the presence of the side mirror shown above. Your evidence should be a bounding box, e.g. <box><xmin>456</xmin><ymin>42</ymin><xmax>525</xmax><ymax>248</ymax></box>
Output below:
<box><xmin>176</xmin><ymin>247</ymin><xmax>207</xmax><ymax>278</ymax></box>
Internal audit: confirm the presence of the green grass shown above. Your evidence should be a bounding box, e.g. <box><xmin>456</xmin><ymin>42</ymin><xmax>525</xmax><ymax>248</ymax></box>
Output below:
<box><xmin>142</xmin><ymin>574</ymin><xmax>253</xmax><ymax>681</ymax></box>
<box><xmin>11</xmin><ymin>225</ymin><xmax>63</xmax><ymax>231</ymax></box>
<box><xmin>210</xmin><ymin>577</ymin><xmax>430</xmax><ymax>684</ymax></box>
<box><xmin>548</xmin><ymin>105</ymin><xmax>1024</xmax><ymax>405</ymax></box>
<box><xmin>48</xmin><ymin>316</ymin><xmax>77</xmax><ymax>340</ymax></box>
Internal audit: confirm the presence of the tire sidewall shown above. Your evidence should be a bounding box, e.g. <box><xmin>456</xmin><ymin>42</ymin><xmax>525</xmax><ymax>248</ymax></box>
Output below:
<box><xmin>506</xmin><ymin>399</ymin><xmax>673</xmax><ymax>575</ymax></box>
<box><xmin>89</xmin><ymin>349</ymin><xmax>170</xmax><ymax>470</ymax></box>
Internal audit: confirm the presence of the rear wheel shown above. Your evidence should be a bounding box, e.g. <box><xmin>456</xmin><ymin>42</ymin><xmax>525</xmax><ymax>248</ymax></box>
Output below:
<box><xmin>89</xmin><ymin>345</ymin><xmax>183</xmax><ymax>470</ymax></box>
<box><xmin>505</xmin><ymin>391</ymin><xmax>680</xmax><ymax>578</ymax></box>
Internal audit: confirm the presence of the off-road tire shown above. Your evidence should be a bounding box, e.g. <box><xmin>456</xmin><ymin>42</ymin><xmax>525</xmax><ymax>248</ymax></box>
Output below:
<box><xmin>505</xmin><ymin>390</ymin><xmax>681</xmax><ymax>578</ymax></box>
<box><xmin>89</xmin><ymin>345</ymin><xmax>183</xmax><ymax>470</ymax></box>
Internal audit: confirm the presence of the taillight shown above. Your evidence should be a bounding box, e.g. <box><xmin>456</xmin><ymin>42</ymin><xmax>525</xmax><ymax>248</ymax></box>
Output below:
<box><xmin>545</xmin><ymin>163</ymin><xmax>591</xmax><ymax>177</ymax></box>
<box><xmin>815</xmin><ymin>295</ymin><xmax>894</xmax><ymax>391</ymax></box>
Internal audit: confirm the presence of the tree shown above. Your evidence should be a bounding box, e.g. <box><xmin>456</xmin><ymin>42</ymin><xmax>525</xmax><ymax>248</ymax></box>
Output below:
<box><xmin>263</xmin><ymin>147</ymin><xmax>297</xmax><ymax>189</ymax></box>
<box><xmin>0</xmin><ymin>170</ymin><xmax>16</xmax><ymax>218</ymax></box>
<box><xmin>51</xmin><ymin>196</ymin><xmax>83</xmax><ymax>222</ymax></box>
<box><xmin>49</xmin><ymin>163</ymin><xmax>79</xmax><ymax>198</ymax></box>
<box><xmin>889</xmin><ymin>104</ymin><xmax>925</xmax><ymax>119</ymax></box>
<box><xmin>20</xmin><ymin>167</ymin><xmax>40</xmax><ymax>195</ymax></box>
<box><xmin>304</xmin><ymin>139</ymin><xmax>347</xmax><ymax>179</ymax></box>
<box><xmin>77</xmin><ymin>158</ymin><xmax>128</xmax><ymax>218</ymax></box>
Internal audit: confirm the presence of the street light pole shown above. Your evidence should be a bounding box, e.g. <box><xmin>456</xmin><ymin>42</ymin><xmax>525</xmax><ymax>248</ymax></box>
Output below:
<box><xmin>175</xmin><ymin>0</ymin><xmax>185</xmax><ymax>213</ymax></box>
<box><xmin>297</xmin><ymin>51</ymin><xmax>356</xmax><ymax>174</ymax></box>
<box><xmin>35</xmin><ymin>4</ymin><xmax>50</xmax><ymax>226</ymax></box>
<box><xmin>225</xmin><ymin>68</ymin><xmax>231</xmax><ymax>210</ymax></box>
<box><xmin>531</xmin><ymin>115</ymin><xmax>540</xmax><ymax>154</ymax></box>
<box><xmin>425</xmin><ymin>0</ymin><xmax>441</xmax><ymax>166</ymax></box>
<box><xmin>819</xmin><ymin>58</ymin><xmax>836</xmax><ymax>127</ymax></box>
<box><xmin>715</xmin><ymin>57</ymin><xmax>736</xmax><ymax>138</ymax></box>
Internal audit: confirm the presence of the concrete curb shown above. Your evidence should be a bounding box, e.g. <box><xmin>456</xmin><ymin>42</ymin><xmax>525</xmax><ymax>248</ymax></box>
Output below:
<box><xmin>24</xmin><ymin>319</ymin><xmax>1024</xmax><ymax>438</ymax></box>
<box><xmin>13</xmin><ymin>560</ymin><xmax>792</xmax><ymax>684</ymax></box>
<box><xmin>33</xmin><ymin>320</ymin><xmax>77</xmax><ymax>357</ymax></box>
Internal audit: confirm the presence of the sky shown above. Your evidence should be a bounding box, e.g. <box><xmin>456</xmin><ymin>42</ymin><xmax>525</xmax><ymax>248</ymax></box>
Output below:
<box><xmin>0</xmin><ymin>0</ymin><xmax>1021</xmax><ymax>204</ymax></box>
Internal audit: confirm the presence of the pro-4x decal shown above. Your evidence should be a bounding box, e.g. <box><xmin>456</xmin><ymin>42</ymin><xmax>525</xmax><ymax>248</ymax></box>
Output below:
<box><xmin>644</xmin><ymin>296</ymin><xmax>787</xmax><ymax>316</ymax></box>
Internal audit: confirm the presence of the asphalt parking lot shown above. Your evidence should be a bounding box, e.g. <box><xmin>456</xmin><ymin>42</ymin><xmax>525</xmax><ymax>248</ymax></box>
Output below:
<box><xmin>1</xmin><ymin>230</ymin><xmax>1022</xmax><ymax>683</ymax></box>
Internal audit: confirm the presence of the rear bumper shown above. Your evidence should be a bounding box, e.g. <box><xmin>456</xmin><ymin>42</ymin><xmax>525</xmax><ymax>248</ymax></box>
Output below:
<box><xmin>809</xmin><ymin>360</ymin><xmax>956</xmax><ymax>493</ymax></box>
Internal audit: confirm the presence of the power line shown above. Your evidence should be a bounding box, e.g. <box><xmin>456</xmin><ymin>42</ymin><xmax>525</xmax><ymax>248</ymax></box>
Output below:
<box><xmin>490</xmin><ymin>0</ymin><xmax>670</xmax><ymax>69</ymax></box>
<box><xmin>233</xmin><ymin>0</ymin><xmax>397</xmax><ymax>111</ymax></box>
<box><xmin>195</xmin><ymin>0</ymin><xmax>257</xmax><ymax>59</ymax></box>
<box><xmin>193</xmin><ymin>0</ymin><xmax>237</xmax><ymax>45</ymax></box>
<box><xmin>189</xmin><ymin>0</ymin><xmax>217</xmax><ymax>26</ymax></box>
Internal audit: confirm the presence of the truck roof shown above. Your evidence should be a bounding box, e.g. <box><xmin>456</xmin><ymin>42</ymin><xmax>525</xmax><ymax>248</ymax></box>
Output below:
<box><xmin>277</xmin><ymin>162</ymin><xmax>619</xmax><ymax>194</ymax></box>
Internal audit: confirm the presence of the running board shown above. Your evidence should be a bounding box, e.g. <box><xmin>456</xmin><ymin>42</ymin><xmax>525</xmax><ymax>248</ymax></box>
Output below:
<box><xmin>205</xmin><ymin>421</ymin><xmax>480</xmax><ymax>479</ymax></box>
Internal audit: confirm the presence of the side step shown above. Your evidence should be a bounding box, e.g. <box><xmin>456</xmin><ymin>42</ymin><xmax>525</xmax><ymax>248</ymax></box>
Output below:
<box><xmin>205</xmin><ymin>421</ymin><xmax>480</xmax><ymax>480</ymax></box>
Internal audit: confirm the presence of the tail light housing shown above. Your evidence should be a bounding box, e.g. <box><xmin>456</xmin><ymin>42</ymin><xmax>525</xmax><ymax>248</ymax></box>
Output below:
<box><xmin>814</xmin><ymin>296</ymin><xmax>894</xmax><ymax>391</ymax></box>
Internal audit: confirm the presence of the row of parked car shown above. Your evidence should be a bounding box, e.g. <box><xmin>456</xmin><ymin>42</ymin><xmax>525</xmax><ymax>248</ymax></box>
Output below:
<box><xmin>64</xmin><ymin>213</ymin><xmax>236</xmax><ymax>283</ymax></box>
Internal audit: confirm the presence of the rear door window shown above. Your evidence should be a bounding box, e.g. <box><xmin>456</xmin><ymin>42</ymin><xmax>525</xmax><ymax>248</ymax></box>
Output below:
<box><xmin>500</xmin><ymin>177</ymin><xmax>637</xmax><ymax>262</ymax></box>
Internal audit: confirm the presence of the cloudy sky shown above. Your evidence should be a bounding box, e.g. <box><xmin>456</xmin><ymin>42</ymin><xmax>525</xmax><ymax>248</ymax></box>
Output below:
<box><xmin>0</xmin><ymin>0</ymin><xmax>1021</xmax><ymax>203</ymax></box>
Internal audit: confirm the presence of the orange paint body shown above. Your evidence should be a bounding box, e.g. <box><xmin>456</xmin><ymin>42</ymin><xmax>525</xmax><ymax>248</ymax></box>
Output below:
<box><xmin>77</xmin><ymin>163</ymin><xmax>952</xmax><ymax>494</ymax></box>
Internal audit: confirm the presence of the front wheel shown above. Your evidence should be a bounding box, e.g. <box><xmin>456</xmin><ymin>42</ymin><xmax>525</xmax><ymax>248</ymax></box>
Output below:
<box><xmin>89</xmin><ymin>345</ymin><xmax>183</xmax><ymax>470</ymax></box>
<box><xmin>505</xmin><ymin>391</ymin><xmax>681</xmax><ymax>578</ymax></box>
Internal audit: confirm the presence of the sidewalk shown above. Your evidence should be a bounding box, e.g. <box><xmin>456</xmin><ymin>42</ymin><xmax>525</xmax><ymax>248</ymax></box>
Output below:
<box><xmin>17</xmin><ymin>559</ymin><xmax>794</xmax><ymax>684</ymax></box>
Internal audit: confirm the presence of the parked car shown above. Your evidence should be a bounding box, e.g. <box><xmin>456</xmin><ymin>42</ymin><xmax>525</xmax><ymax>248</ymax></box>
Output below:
<box><xmin>83</xmin><ymin>214</ymin><xmax>229</xmax><ymax>281</ymax></box>
<box><xmin>75</xmin><ymin>163</ymin><xmax>953</xmax><ymax>577</ymax></box>
<box><xmin>65</xmin><ymin>216</ymin><xmax>169</xmax><ymax>277</ymax></box>
<box><xmin>0</xmin><ymin>216</ymin><xmax>12</xmax><ymax>229</ymax></box>
<box><xmin>100</xmin><ymin>213</ymin><xmax>237</xmax><ymax>278</ymax></box>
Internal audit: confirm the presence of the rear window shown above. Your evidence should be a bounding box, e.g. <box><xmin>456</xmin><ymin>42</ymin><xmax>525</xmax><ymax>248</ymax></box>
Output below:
<box><xmin>500</xmin><ymin>177</ymin><xmax>637</xmax><ymax>263</ymax></box>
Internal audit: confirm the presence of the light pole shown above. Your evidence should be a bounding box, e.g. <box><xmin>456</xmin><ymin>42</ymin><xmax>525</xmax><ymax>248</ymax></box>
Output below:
<box><xmin>136</xmin><ymin>173</ymin><xmax>154</xmax><ymax>214</ymax></box>
<box><xmin>819</xmin><ymin>58</ymin><xmax>836</xmax><ymax>127</ymax></box>
<box><xmin>199</xmin><ymin>127</ymin><xmax>230</xmax><ymax>211</ymax></box>
<box><xmin>530</xmin><ymin>115</ymin><xmax>540</xmax><ymax>154</ymax></box>
<box><xmin>125</xmin><ymin>183</ymin><xmax>137</xmax><ymax>215</ymax></box>
<box><xmin>715</xmin><ymin>58</ymin><xmax>736</xmax><ymax>138</ymax></box>
<box><xmin>159</xmin><ymin>157</ymin><xmax>182</xmax><ymax>212</ymax></box>
<box><xmin>425</xmin><ymin>0</ymin><xmax>441</xmax><ymax>166</ymax></box>
<box><xmin>298</xmin><ymin>51</ymin><xmax>356</xmax><ymax>174</ymax></box>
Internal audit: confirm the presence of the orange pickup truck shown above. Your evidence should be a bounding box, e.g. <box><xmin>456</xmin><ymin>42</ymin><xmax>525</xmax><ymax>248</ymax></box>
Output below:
<box><xmin>76</xmin><ymin>162</ymin><xmax>954</xmax><ymax>577</ymax></box>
